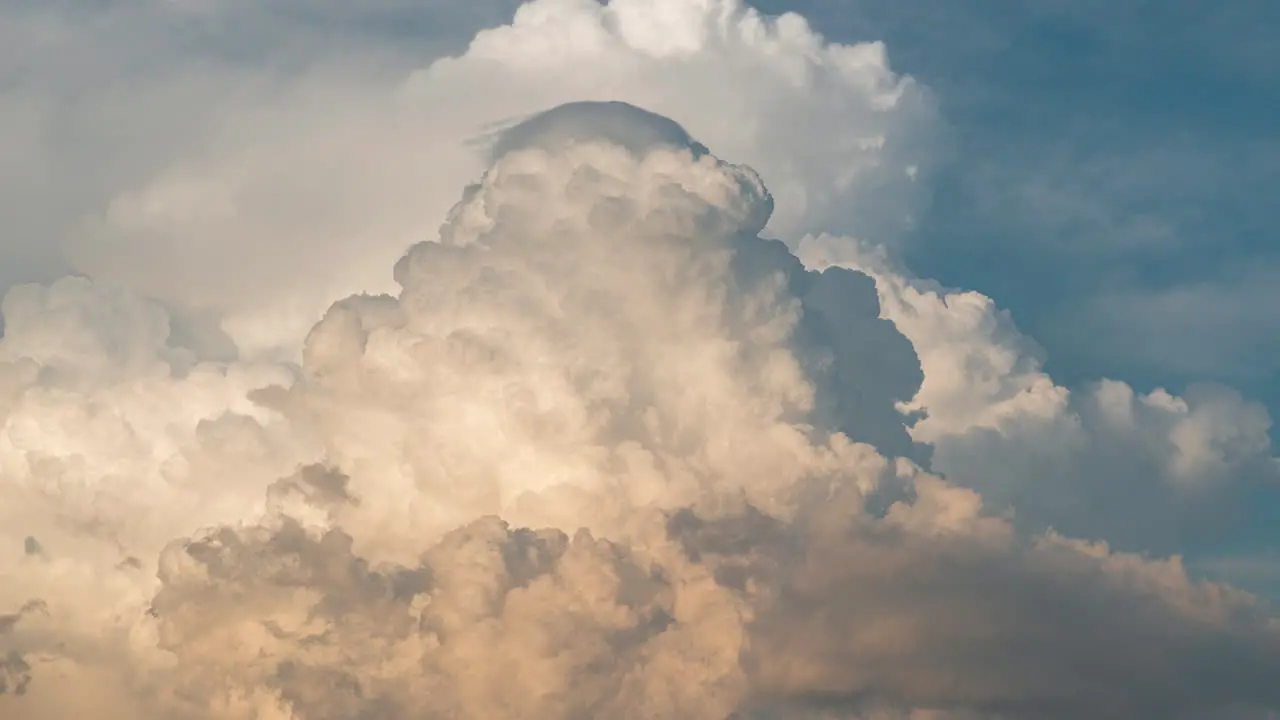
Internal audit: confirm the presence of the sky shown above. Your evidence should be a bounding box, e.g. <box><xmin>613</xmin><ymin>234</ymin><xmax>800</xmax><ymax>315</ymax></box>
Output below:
<box><xmin>2</xmin><ymin>1</ymin><xmax>1280</xmax><ymax>718</ymax></box>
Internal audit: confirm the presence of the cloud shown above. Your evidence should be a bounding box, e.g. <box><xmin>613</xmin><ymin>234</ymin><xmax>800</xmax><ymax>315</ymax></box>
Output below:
<box><xmin>281</xmin><ymin>100</ymin><xmax>921</xmax><ymax>555</ymax></box>
<box><xmin>0</xmin><ymin>276</ymin><xmax>317</xmax><ymax>663</ymax></box>
<box><xmin>1</xmin><ymin>1</ymin><xmax>1279</xmax><ymax>718</ymax></box>
<box><xmin>4</xmin><ymin>93</ymin><xmax>1280</xmax><ymax>719</ymax></box>
<box><xmin>799</xmin><ymin>235</ymin><xmax>1280</xmax><ymax>553</ymax></box>
<box><xmin>117</xmin><ymin>480</ymin><xmax>1280</xmax><ymax>719</ymax></box>
<box><xmin>3</xmin><ymin>0</ymin><xmax>933</xmax><ymax>358</ymax></box>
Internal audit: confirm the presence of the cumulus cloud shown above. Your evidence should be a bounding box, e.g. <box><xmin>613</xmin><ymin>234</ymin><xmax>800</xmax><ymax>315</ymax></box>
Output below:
<box><xmin>9</xmin><ymin>0</ymin><xmax>932</xmax><ymax>357</ymax></box>
<box><xmin>2</xmin><ymin>1</ymin><xmax>1280</xmax><ymax>719</ymax></box>
<box><xmin>116</xmin><ymin>480</ymin><xmax>1280</xmax><ymax>719</ymax></box>
<box><xmin>276</xmin><ymin>100</ymin><xmax>920</xmax><ymax>558</ymax></box>
<box><xmin>0</xmin><ymin>276</ymin><xmax>317</xmax><ymax>709</ymax></box>
<box><xmin>4</xmin><ymin>94</ymin><xmax>1280</xmax><ymax>719</ymax></box>
<box><xmin>800</xmin><ymin>235</ymin><xmax>1280</xmax><ymax>553</ymax></box>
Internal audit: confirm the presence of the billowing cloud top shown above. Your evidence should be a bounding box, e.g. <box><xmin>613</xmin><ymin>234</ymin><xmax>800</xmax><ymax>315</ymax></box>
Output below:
<box><xmin>2</xmin><ymin>1</ymin><xmax>1279</xmax><ymax>719</ymax></box>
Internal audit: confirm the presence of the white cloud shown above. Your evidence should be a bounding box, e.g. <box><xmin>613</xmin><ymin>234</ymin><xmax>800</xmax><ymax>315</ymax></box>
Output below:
<box><xmin>0</xmin><ymin>0</ymin><xmax>522</xmax><ymax>332</ymax></box>
<box><xmin>13</xmin><ymin>0</ymin><xmax>931</xmax><ymax>358</ymax></box>
<box><xmin>281</xmin><ymin>101</ymin><xmax>921</xmax><ymax>560</ymax></box>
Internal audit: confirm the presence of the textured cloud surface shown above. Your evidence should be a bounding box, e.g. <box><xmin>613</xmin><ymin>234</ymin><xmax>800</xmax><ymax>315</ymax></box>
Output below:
<box><xmin>799</xmin><ymin>236</ymin><xmax>1280</xmax><ymax>553</ymax></box>
<box><xmin>2</xmin><ymin>1</ymin><xmax>1280</xmax><ymax>719</ymax></box>
<box><xmin>27</xmin><ymin>0</ymin><xmax>932</xmax><ymax>357</ymax></box>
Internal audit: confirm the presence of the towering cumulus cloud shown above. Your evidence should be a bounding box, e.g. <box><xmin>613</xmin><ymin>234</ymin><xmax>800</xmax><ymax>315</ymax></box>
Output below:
<box><xmin>3</xmin><ymin>98</ymin><xmax>1279</xmax><ymax>719</ymax></box>
<box><xmin>2</xmin><ymin>1</ymin><xmax>1280</xmax><ymax>718</ymax></box>
<box><xmin>56</xmin><ymin>0</ymin><xmax>932</xmax><ymax>358</ymax></box>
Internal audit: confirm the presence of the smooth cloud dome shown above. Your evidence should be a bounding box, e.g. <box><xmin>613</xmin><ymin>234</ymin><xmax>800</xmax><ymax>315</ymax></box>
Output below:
<box><xmin>487</xmin><ymin>100</ymin><xmax>712</xmax><ymax>162</ymax></box>
<box><xmin>800</xmin><ymin>235</ymin><xmax>1280</xmax><ymax>554</ymax></box>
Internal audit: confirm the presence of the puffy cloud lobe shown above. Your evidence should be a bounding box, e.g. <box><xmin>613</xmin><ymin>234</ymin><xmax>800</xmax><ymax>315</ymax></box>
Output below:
<box><xmin>798</xmin><ymin>234</ymin><xmax>1280</xmax><ymax>553</ymax></box>
<box><xmin>149</xmin><ymin>510</ymin><xmax>742</xmax><ymax>719</ymax></box>
<box><xmin>16</xmin><ymin>0</ymin><xmax>1269</xmax><ymax>558</ymax></box>
<box><xmin>429</xmin><ymin>0</ymin><xmax>934</xmax><ymax>242</ymax></box>
<box><xmin>286</xmin><ymin>104</ymin><xmax>922</xmax><ymax>561</ymax></box>
<box><xmin>0</xmin><ymin>278</ymin><xmax>317</xmax><ymax>711</ymax></box>
<box><xmin>52</xmin><ymin>0</ymin><xmax>931</xmax><ymax>357</ymax></box>
<box><xmin>0</xmin><ymin>277</ymin><xmax>311</xmax><ymax>559</ymax></box>
<box><xmin>1</xmin><ymin>97</ymin><xmax>926</xmax><ymax>717</ymax></box>
<box><xmin>0</xmin><ymin>277</ymin><xmax>185</xmax><ymax>390</ymax></box>
<box><xmin>4</xmin><ymin>99</ymin><xmax>1280</xmax><ymax>719</ymax></box>
<box><xmin>30</xmin><ymin>464</ymin><xmax>1278</xmax><ymax>719</ymax></box>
